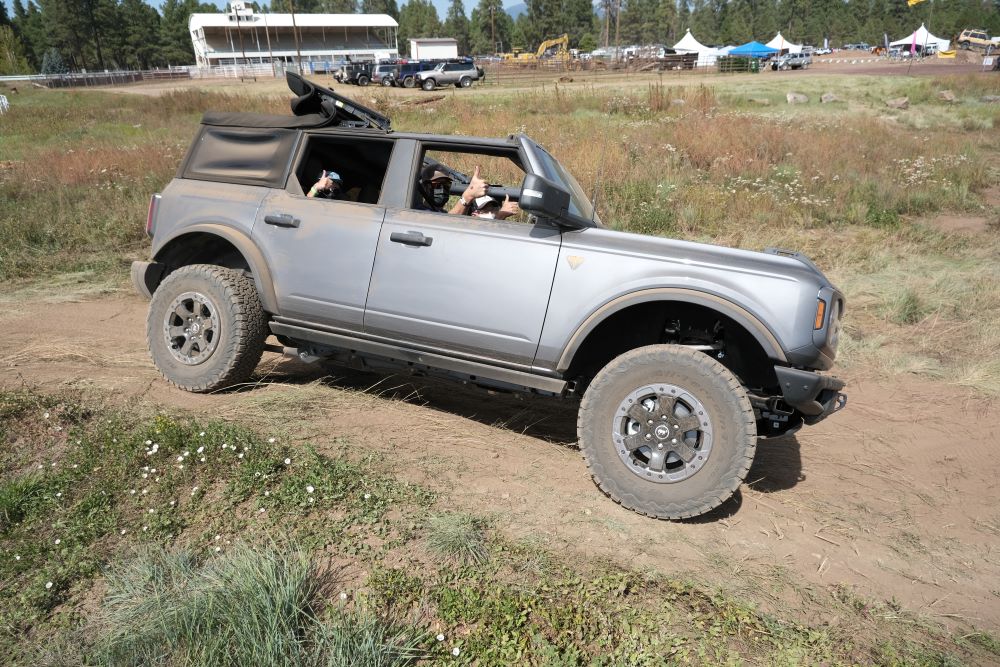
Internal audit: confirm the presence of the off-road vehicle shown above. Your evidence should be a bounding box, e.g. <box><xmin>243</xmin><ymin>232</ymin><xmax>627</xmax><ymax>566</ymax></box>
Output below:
<box><xmin>957</xmin><ymin>29</ymin><xmax>1000</xmax><ymax>51</ymax></box>
<box><xmin>133</xmin><ymin>73</ymin><xmax>846</xmax><ymax>520</ymax></box>
<box><xmin>417</xmin><ymin>60</ymin><xmax>485</xmax><ymax>90</ymax></box>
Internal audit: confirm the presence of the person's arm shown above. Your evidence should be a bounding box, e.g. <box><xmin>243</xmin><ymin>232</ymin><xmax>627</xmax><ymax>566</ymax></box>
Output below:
<box><xmin>448</xmin><ymin>165</ymin><xmax>486</xmax><ymax>215</ymax></box>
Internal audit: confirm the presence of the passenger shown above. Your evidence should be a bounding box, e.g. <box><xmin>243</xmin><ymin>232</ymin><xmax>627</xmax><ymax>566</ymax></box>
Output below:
<box><xmin>471</xmin><ymin>195</ymin><xmax>520</xmax><ymax>221</ymax></box>
<box><xmin>418</xmin><ymin>163</ymin><xmax>487</xmax><ymax>214</ymax></box>
<box><xmin>306</xmin><ymin>170</ymin><xmax>344</xmax><ymax>199</ymax></box>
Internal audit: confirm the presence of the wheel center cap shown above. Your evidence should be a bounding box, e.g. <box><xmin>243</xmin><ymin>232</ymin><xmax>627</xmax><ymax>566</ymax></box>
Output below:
<box><xmin>654</xmin><ymin>424</ymin><xmax>671</xmax><ymax>440</ymax></box>
<box><xmin>190</xmin><ymin>322</ymin><xmax>201</xmax><ymax>335</ymax></box>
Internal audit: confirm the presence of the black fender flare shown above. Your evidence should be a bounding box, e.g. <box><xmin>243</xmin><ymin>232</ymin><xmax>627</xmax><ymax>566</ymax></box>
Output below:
<box><xmin>556</xmin><ymin>287</ymin><xmax>787</xmax><ymax>372</ymax></box>
<box><xmin>152</xmin><ymin>224</ymin><xmax>280</xmax><ymax>314</ymax></box>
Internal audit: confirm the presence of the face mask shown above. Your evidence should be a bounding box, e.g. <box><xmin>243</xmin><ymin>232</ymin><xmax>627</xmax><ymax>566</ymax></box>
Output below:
<box><xmin>431</xmin><ymin>186</ymin><xmax>449</xmax><ymax>207</ymax></box>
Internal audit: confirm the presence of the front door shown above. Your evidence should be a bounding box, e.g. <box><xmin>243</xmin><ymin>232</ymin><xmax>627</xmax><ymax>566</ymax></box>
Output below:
<box><xmin>364</xmin><ymin>209</ymin><xmax>561</xmax><ymax>366</ymax></box>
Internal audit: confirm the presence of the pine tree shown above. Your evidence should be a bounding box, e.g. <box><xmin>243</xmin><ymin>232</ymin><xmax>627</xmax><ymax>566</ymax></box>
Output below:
<box><xmin>443</xmin><ymin>0</ymin><xmax>470</xmax><ymax>54</ymax></box>
<box><xmin>397</xmin><ymin>0</ymin><xmax>440</xmax><ymax>55</ymax></box>
<box><xmin>469</xmin><ymin>0</ymin><xmax>511</xmax><ymax>53</ymax></box>
<box><xmin>0</xmin><ymin>24</ymin><xmax>31</xmax><ymax>73</ymax></box>
<box><xmin>39</xmin><ymin>45</ymin><xmax>66</xmax><ymax>72</ymax></box>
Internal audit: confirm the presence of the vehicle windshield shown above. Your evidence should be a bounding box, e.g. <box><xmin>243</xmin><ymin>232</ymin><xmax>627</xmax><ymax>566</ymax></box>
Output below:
<box><xmin>522</xmin><ymin>138</ymin><xmax>601</xmax><ymax>225</ymax></box>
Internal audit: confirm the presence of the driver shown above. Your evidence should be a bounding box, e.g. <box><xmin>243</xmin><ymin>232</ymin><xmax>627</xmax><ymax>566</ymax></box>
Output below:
<box><xmin>418</xmin><ymin>164</ymin><xmax>487</xmax><ymax>214</ymax></box>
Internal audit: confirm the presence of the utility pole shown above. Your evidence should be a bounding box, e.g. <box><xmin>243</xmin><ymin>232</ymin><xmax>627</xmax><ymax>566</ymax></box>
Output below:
<box><xmin>613</xmin><ymin>0</ymin><xmax>621</xmax><ymax>62</ymax></box>
<box><xmin>490</xmin><ymin>2</ymin><xmax>496</xmax><ymax>55</ymax></box>
<box><xmin>288</xmin><ymin>0</ymin><xmax>303</xmax><ymax>74</ymax></box>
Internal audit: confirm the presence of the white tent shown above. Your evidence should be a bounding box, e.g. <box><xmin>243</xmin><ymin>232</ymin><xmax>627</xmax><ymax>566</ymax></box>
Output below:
<box><xmin>765</xmin><ymin>33</ymin><xmax>802</xmax><ymax>54</ymax></box>
<box><xmin>890</xmin><ymin>24</ymin><xmax>950</xmax><ymax>52</ymax></box>
<box><xmin>672</xmin><ymin>29</ymin><xmax>724</xmax><ymax>66</ymax></box>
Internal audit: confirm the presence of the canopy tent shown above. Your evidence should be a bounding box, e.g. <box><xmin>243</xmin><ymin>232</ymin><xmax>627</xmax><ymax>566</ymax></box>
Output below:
<box><xmin>765</xmin><ymin>33</ymin><xmax>802</xmax><ymax>54</ymax></box>
<box><xmin>890</xmin><ymin>24</ymin><xmax>950</xmax><ymax>52</ymax></box>
<box><xmin>671</xmin><ymin>29</ymin><xmax>725</xmax><ymax>66</ymax></box>
<box><xmin>728</xmin><ymin>41</ymin><xmax>779</xmax><ymax>57</ymax></box>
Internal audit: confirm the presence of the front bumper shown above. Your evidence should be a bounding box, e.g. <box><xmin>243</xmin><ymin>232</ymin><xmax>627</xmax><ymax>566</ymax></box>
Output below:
<box><xmin>774</xmin><ymin>366</ymin><xmax>847</xmax><ymax>424</ymax></box>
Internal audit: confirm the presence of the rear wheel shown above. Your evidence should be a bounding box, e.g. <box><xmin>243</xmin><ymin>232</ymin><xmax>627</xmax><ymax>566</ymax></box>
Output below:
<box><xmin>578</xmin><ymin>345</ymin><xmax>757</xmax><ymax>520</ymax></box>
<box><xmin>459</xmin><ymin>76</ymin><xmax>472</xmax><ymax>88</ymax></box>
<box><xmin>358</xmin><ymin>75</ymin><xmax>370</xmax><ymax>86</ymax></box>
<box><xmin>146</xmin><ymin>265</ymin><xmax>268</xmax><ymax>393</ymax></box>
<box><xmin>421</xmin><ymin>78</ymin><xmax>436</xmax><ymax>91</ymax></box>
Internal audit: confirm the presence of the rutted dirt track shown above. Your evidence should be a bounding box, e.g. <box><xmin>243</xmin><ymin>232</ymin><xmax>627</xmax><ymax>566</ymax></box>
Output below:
<box><xmin>2</xmin><ymin>294</ymin><xmax>999</xmax><ymax>629</ymax></box>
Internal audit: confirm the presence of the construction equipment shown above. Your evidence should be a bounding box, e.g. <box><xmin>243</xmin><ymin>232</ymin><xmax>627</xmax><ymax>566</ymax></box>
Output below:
<box><xmin>500</xmin><ymin>34</ymin><xmax>570</xmax><ymax>62</ymax></box>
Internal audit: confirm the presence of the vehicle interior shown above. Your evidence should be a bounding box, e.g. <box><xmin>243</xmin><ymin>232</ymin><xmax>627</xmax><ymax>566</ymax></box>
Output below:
<box><xmin>411</xmin><ymin>147</ymin><xmax>526</xmax><ymax>214</ymax></box>
<box><xmin>293</xmin><ymin>135</ymin><xmax>394</xmax><ymax>204</ymax></box>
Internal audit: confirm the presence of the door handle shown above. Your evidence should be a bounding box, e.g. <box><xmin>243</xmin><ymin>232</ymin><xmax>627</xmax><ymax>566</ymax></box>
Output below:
<box><xmin>390</xmin><ymin>231</ymin><xmax>433</xmax><ymax>247</ymax></box>
<box><xmin>264</xmin><ymin>213</ymin><xmax>300</xmax><ymax>228</ymax></box>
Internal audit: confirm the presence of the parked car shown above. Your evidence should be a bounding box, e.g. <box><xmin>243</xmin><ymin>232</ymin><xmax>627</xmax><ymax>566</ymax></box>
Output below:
<box><xmin>132</xmin><ymin>73</ymin><xmax>846</xmax><ymax>521</ymax></box>
<box><xmin>770</xmin><ymin>53</ymin><xmax>812</xmax><ymax>70</ymax></box>
<box><xmin>394</xmin><ymin>60</ymin><xmax>439</xmax><ymax>88</ymax></box>
<box><xmin>371</xmin><ymin>63</ymin><xmax>399</xmax><ymax>87</ymax></box>
<box><xmin>417</xmin><ymin>60</ymin><xmax>485</xmax><ymax>90</ymax></box>
<box><xmin>337</xmin><ymin>62</ymin><xmax>375</xmax><ymax>86</ymax></box>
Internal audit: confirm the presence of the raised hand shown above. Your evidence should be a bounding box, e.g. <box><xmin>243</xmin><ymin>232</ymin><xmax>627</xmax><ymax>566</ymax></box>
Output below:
<box><xmin>463</xmin><ymin>165</ymin><xmax>487</xmax><ymax>200</ymax></box>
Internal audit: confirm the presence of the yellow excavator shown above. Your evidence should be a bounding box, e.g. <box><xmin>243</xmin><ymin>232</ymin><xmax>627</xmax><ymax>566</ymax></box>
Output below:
<box><xmin>501</xmin><ymin>34</ymin><xmax>570</xmax><ymax>61</ymax></box>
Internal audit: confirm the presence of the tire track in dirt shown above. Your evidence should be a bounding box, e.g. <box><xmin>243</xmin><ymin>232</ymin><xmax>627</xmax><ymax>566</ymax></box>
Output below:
<box><xmin>2</xmin><ymin>293</ymin><xmax>998</xmax><ymax>629</ymax></box>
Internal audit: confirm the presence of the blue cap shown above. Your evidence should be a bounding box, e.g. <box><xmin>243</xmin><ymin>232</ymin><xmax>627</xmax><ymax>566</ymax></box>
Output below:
<box><xmin>324</xmin><ymin>170</ymin><xmax>343</xmax><ymax>182</ymax></box>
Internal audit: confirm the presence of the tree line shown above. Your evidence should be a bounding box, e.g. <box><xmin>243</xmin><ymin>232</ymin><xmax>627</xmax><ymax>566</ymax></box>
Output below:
<box><xmin>2</xmin><ymin>0</ymin><xmax>998</xmax><ymax>74</ymax></box>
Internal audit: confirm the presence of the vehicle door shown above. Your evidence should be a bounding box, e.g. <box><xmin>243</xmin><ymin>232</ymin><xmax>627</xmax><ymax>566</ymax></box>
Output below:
<box><xmin>363</xmin><ymin>142</ymin><xmax>562</xmax><ymax>367</ymax></box>
<box><xmin>252</xmin><ymin>133</ymin><xmax>395</xmax><ymax>332</ymax></box>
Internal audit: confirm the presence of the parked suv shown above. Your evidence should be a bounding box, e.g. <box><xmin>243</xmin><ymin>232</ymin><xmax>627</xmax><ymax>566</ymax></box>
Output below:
<box><xmin>337</xmin><ymin>62</ymin><xmax>374</xmax><ymax>86</ymax></box>
<box><xmin>394</xmin><ymin>61</ymin><xmax>439</xmax><ymax>88</ymax></box>
<box><xmin>417</xmin><ymin>60</ymin><xmax>485</xmax><ymax>90</ymax></box>
<box><xmin>771</xmin><ymin>53</ymin><xmax>812</xmax><ymax>70</ymax></box>
<box><xmin>132</xmin><ymin>74</ymin><xmax>846</xmax><ymax>520</ymax></box>
<box><xmin>371</xmin><ymin>63</ymin><xmax>399</xmax><ymax>86</ymax></box>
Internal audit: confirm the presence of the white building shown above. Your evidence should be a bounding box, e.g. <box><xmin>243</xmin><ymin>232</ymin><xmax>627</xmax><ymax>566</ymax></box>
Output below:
<box><xmin>409</xmin><ymin>38</ymin><xmax>459</xmax><ymax>60</ymax></box>
<box><xmin>189</xmin><ymin>11</ymin><xmax>399</xmax><ymax>68</ymax></box>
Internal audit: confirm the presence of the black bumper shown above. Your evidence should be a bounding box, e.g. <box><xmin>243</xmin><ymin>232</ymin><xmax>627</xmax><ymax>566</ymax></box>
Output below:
<box><xmin>774</xmin><ymin>366</ymin><xmax>847</xmax><ymax>424</ymax></box>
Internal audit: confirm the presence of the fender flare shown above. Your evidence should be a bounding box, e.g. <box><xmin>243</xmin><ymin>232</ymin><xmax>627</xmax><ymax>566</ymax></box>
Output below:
<box><xmin>556</xmin><ymin>287</ymin><xmax>787</xmax><ymax>372</ymax></box>
<box><xmin>153</xmin><ymin>223</ymin><xmax>279</xmax><ymax>314</ymax></box>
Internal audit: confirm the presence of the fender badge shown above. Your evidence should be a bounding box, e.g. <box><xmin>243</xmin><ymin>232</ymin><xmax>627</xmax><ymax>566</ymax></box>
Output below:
<box><xmin>566</xmin><ymin>255</ymin><xmax>585</xmax><ymax>270</ymax></box>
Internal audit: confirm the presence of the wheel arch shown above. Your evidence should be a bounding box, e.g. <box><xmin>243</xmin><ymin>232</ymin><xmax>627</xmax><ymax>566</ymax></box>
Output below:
<box><xmin>557</xmin><ymin>289</ymin><xmax>786</xmax><ymax>388</ymax></box>
<box><xmin>152</xmin><ymin>225</ymin><xmax>279</xmax><ymax>314</ymax></box>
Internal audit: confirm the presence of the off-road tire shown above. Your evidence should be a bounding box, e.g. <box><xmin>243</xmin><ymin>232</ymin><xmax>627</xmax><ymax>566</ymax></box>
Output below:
<box><xmin>357</xmin><ymin>75</ymin><xmax>370</xmax><ymax>86</ymax></box>
<box><xmin>147</xmin><ymin>264</ymin><xmax>268</xmax><ymax>393</ymax></box>
<box><xmin>422</xmin><ymin>78</ymin><xmax>436</xmax><ymax>91</ymax></box>
<box><xmin>578</xmin><ymin>345</ymin><xmax>756</xmax><ymax>520</ymax></box>
<box><xmin>381</xmin><ymin>77</ymin><xmax>393</xmax><ymax>86</ymax></box>
<box><xmin>459</xmin><ymin>76</ymin><xmax>472</xmax><ymax>88</ymax></box>
<box><xmin>402</xmin><ymin>76</ymin><xmax>415</xmax><ymax>88</ymax></box>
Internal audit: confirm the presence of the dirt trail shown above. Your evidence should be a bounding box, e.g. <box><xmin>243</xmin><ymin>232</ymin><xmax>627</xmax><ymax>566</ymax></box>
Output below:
<box><xmin>2</xmin><ymin>293</ymin><xmax>999</xmax><ymax>630</ymax></box>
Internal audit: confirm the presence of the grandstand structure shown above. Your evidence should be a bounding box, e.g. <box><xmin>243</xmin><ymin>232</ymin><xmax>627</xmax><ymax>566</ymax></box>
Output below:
<box><xmin>188</xmin><ymin>11</ymin><xmax>399</xmax><ymax>68</ymax></box>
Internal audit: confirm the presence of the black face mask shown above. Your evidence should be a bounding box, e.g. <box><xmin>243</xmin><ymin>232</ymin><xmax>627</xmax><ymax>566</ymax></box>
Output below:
<box><xmin>431</xmin><ymin>186</ymin><xmax>450</xmax><ymax>208</ymax></box>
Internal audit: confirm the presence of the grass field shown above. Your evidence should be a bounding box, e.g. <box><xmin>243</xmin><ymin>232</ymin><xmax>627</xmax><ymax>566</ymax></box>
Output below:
<box><xmin>2</xmin><ymin>71</ymin><xmax>1000</xmax><ymax>664</ymax></box>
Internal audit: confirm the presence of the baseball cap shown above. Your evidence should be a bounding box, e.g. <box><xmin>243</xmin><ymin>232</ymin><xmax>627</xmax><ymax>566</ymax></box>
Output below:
<box><xmin>473</xmin><ymin>196</ymin><xmax>499</xmax><ymax>210</ymax></box>
<box><xmin>323</xmin><ymin>170</ymin><xmax>343</xmax><ymax>183</ymax></box>
<box><xmin>421</xmin><ymin>164</ymin><xmax>451</xmax><ymax>182</ymax></box>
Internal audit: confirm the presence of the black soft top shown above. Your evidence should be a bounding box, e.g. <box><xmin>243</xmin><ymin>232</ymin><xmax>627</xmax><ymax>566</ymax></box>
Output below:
<box><xmin>200</xmin><ymin>72</ymin><xmax>391</xmax><ymax>132</ymax></box>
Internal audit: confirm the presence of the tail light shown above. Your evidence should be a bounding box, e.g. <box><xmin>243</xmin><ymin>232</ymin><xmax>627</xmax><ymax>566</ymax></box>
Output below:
<box><xmin>146</xmin><ymin>193</ymin><xmax>161</xmax><ymax>238</ymax></box>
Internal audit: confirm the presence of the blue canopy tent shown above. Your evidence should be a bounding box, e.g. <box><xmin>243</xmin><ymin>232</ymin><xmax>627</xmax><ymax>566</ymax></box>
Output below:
<box><xmin>728</xmin><ymin>41</ymin><xmax>779</xmax><ymax>57</ymax></box>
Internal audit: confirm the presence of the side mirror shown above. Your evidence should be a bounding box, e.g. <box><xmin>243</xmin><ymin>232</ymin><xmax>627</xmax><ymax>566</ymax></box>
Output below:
<box><xmin>518</xmin><ymin>173</ymin><xmax>571</xmax><ymax>221</ymax></box>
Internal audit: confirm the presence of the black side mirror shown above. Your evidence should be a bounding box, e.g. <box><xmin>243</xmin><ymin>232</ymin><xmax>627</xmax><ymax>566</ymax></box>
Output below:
<box><xmin>519</xmin><ymin>173</ymin><xmax>571</xmax><ymax>220</ymax></box>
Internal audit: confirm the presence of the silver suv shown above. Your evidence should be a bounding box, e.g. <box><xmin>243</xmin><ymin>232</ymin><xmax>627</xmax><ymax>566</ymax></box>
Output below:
<box><xmin>132</xmin><ymin>74</ymin><xmax>846</xmax><ymax>520</ymax></box>
<box><xmin>417</xmin><ymin>61</ymin><xmax>483</xmax><ymax>90</ymax></box>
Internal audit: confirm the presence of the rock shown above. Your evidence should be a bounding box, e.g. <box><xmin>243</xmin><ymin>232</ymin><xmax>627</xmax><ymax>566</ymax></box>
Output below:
<box><xmin>786</xmin><ymin>92</ymin><xmax>809</xmax><ymax>104</ymax></box>
<box><xmin>885</xmin><ymin>96</ymin><xmax>909</xmax><ymax>110</ymax></box>
<box><xmin>820</xmin><ymin>92</ymin><xmax>841</xmax><ymax>104</ymax></box>
<box><xmin>937</xmin><ymin>89</ymin><xmax>957</xmax><ymax>103</ymax></box>
<box><xmin>982</xmin><ymin>95</ymin><xmax>1000</xmax><ymax>104</ymax></box>
<box><xmin>748</xmin><ymin>97</ymin><xmax>771</xmax><ymax>106</ymax></box>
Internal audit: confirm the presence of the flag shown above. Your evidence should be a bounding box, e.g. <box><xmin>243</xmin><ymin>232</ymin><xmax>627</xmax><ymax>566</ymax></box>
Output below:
<box><xmin>907</xmin><ymin>0</ymin><xmax>925</xmax><ymax>6</ymax></box>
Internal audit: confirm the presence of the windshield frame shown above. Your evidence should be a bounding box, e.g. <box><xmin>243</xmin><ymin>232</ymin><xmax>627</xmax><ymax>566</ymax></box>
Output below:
<box><xmin>519</xmin><ymin>136</ymin><xmax>602</xmax><ymax>227</ymax></box>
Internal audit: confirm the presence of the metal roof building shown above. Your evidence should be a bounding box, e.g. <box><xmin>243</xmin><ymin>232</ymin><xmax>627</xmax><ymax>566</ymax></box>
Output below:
<box><xmin>189</xmin><ymin>12</ymin><xmax>399</xmax><ymax>67</ymax></box>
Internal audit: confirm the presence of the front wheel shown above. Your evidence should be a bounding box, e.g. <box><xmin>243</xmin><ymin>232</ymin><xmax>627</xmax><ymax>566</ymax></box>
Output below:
<box><xmin>381</xmin><ymin>77</ymin><xmax>393</xmax><ymax>86</ymax></box>
<box><xmin>578</xmin><ymin>345</ymin><xmax>757</xmax><ymax>520</ymax></box>
<box><xmin>421</xmin><ymin>78</ymin><xmax>436</xmax><ymax>91</ymax></box>
<box><xmin>146</xmin><ymin>265</ymin><xmax>268</xmax><ymax>393</ymax></box>
<box><xmin>402</xmin><ymin>76</ymin><xmax>415</xmax><ymax>88</ymax></box>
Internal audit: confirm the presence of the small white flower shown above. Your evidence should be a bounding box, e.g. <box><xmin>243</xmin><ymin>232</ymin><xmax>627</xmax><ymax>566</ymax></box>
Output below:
<box><xmin>120</xmin><ymin>529</ymin><xmax>126</xmax><ymax>535</ymax></box>
<box><xmin>215</xmin><ymin>546</ymin><xmax>221</xmax><ymax>552</ymax></box>
<box><xmin>452</xmin><ymin>647</ymin><xmax>460</xmax><ymax>656</ymax></box>
<box><xmin>308</xmin><ymin>497</ymin><xmax>314</xmax><ymax>504</ymax></box>
<box><xmin>130</xmin><ymin>489</ymin><xmax>136</xmax><ymax>495</ymax></box>
<box><xmin>339</xmin><ymin>592</ymin><xmax>348</xmax><ymax>600</ymax></box>
<box><xmin>436</xmin><ymin>633</ymin><xmax>445</xmax><ymax>642</ymax></box>
<box><xmin>183</xmin><ymin>451</ymin><xmax>190</xmax><ymax>458</ymax></box>
<box><xmin>197</xmin><ymin>446</ymin><xmax>204</xmax><ymax>454</ymax></box>
<box><xmin>15</xmin><ymin>555</ymin><xmax>21</xmax><ymax>561</ymax></box>
<box><xmin>43</xmin><ymin>412</ymin><xmax>50</xmax><ymax>419</ymax></box>
<box><xmin>199</xmin><ymin>431</ymin><xmax>206</xmax><ymax>437</ymax></box>
<box><xmin>148</xmin><ymin>508</ymin><xmax>155</xmax><ymax>514</ymax></box>
<box><xmin>151</xmin><ymin>468</ymin><xmax>157</xmax><ymax>473</ymax></box>
<box><xmin>37</xmin><ymin>463</ymin><xmax>43</xmax><ymax>469</ymax></box>
<box><xmin>55</xmin><ymin>492</ymin><xmax>62</xmax><ymax>498</ymax></box>
<box><xmin>222</xmin><ymin>444</ymin><xmax>228</xmax><ymax>449</ymax></box>
<box><xmin>169</xmin><ymin>500</ymin><xmax>175</xmax><ymax>506</ymax></box>
<box><xmin>142</xmin><ymin>526</ymin><xmax>148</xmax><ymax>532</ymax></box>
<box><xmin>54</xmin><ymin>539</ymin><xmax>61</xmax><ymax>545</ymax></box>
<box><xmin>178</xmin><ymin>465</ymin><xmax>184</xmax><ymax>470</ymax></box>
<box><xmin>215</xmin><ymin>534</ymin><xmax>221</xmax><ymax>540</ymax></box>
<box><xmin>142</xmin><ymin>473</ymin><xmax>148</xmax><ymax>479</ymax></box>
<box><xmin>364</xmin><ymin>493</ymin><xmax>371</xmax><ymax>500</ymax></box>
<box><xmin>200</xmin><ymin>457</ymin><xmax>206</xmax><ymax>463</ymax></box>
<box><xmin>306</xmin><ymin>485</ymin><xmax>314</xmax><ymax>494</ymax></box>
<box><xmin>145</xmin><ymin>440</ymin><xmax>152</xmax><ymax>445</ymax></box>
<box><xmin>141</xmin><ymin>489</ymin><xmax>148</xmax><ymax>495</ymax></box>
<box><xmin>45</xmin><ymin>581</ymin><xmax>53</xmax><ymax>589</ymax></box>
<box><xmin>264</xmin><ymin>491</ymin><xmax>270</xmax><ymax>497</ymax></box>
<box><xmin>268</xmin><ymin>437</ymin><xmax>276</xmax><ymax>443</ymax></box>
<box><xmin>284</xmin><ymin>458</ymin><xmax>291</xmax><ymax>465</ymax></box>
<box><xmin>72</xmin><ymin>464</ymin><xmax>78</xmax><ymax>469</ymax></box>
<box><xmin>238</xmin><ymin>453</ymin><xmax>244</xmax><ymax>459</ymax></box>
<box><xmin>176</xmin><ymin>456</ymin><xmax>184</xmax><ymax>462</ymax></box>
<box><xmin>258</xmin><ymin>508</ymin><xmax>265</xmax><ymax>513</ymax></box>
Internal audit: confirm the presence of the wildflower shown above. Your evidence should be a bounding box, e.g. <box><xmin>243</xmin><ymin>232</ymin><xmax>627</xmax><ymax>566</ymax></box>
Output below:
<box><xmin>176</xmin><ymin>456</ymin><xmax>184</xmax><ymax>462</ymax></box>
<box><xmin>43</xmin><ymin>412</ymin><xmax>50</xmax><ymax>419</ymax></box>
<box><xmin>268</xmin><ymin>437</ymin><xmax>276</xmax><ymax>443</ymax></box>
<box><xmin>452</xmin><ymin>647</ymin><xmax>461</xmax><ymax>656</ymax></box>
<box><xmin>264</xmin><ymin>490</ymin><xmax>270</xmax><ymax>497</ymax></box>
<box><xmin>258</xmin><ymin>508</ymin><xmax>265</xmax><ymax>513</ymax></box>
<box><xmin>169</xmin><ymin>501</ymin><xmax>175</xmax><ymax>506</ymax></box>
<box><xmin>284</xmin><ymin>458</ymin><xmax>291</xmax><ymax>465</ymax></box>
<box><xmin>306</xmin><ymin>485</ymin><xmax>315</xmax><ymax>494</ymax></box>
<box><xmin>142</xmin><ymin>473</ymin><xmax>148</xmax><ymax>479</ymax></box>
<box><xmin>37</xmin><ymin>463</ymin><xmax>43</xmax><ymax>469</ymax></box>
<box><xmin>148</xmin><ymin>508</ymin><xmax>155</xmax><ymax>514</ymax></box>
<box><xmin>436</xmin><ymin>634</ymin><xmax>445</xmax><ymax>642</ymax></box>
<box><xmin>215</xmin><ymin>534</ymin><xmax>221</xmax><ymax>540</ymax></box>
<box><xmin>200</xmin><ymin>457</ymin><xmax>206</xmax><ymax>463</ymax></box>
<box><xmin>364</xmin><ymin>493</ymin><xmax>371</xmax><ymax>500</ymax></box>
<box><xmin>191</xmin><ymin>486</ymin><xmax>199</xmax><ymax>495</ymax></box>
<box><xmin>54</xmin><ymin>539</ymin><xmax>61</xmax><ymax>545</ymax></box>
<box><xmin>72</xmin><ymin>464</ymin><xmax>78</xmax><ymax>469</ymax></box>
<box><xmin>45</xmin><ymin>581</ymin><xmax>53</xmax><ymax>589</ymax></box>
<box><xmin>55</xmin><ymin>492</ymin><xmax>62</xmax><ymax>498</ymax></box>
<box><xmin>145</xmin><ymin>440</ymin><xmax>152</xmax><ymax>445</ymax></box>
<box><xmin>143</xmin><ymin>526</ymin><xmax>148</xmax><ymax>531</ymax></box>
<box><xmin>215</xmin><ymin>546</ymin><xmax>222</xmax><ymax>552</ymax></box>
<box><xmin>120</xmin><ymin>529</ymin><xmax>126</xmax><ymax>535</ymax></box>
<box><xmin>141</xmin><ymin>489</ymin><xmax>148</xmax><ymax>495</ymax></box>
<box><xmin>238</xmin><ymin>453</ymin><xmax>244</xmax><ymax>459</ymax></box>
<box><xmin>199</xmin><ymin>431</ymin><xmax>205</xmax><ymax>437</ymax></box>
<box><xmin>197</xmin><ymin>446</ymin><xmax>204</xmax><ymax>454</ymax></box>
<box><xmin>130</xmin><ymin>489</ymin><xmax>136</xmax><ymax>495</ymax></box>
<box><xmin>340</xmin><ymin>592</ymin><xmax>348</xmax><ymax>601</ymax></box>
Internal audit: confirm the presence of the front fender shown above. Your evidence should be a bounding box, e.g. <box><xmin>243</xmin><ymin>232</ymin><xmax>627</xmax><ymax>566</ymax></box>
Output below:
<box><xmin>554</xmin><ymin>287</ymin><xmax>787</xmax><ymax>373</ymax></box>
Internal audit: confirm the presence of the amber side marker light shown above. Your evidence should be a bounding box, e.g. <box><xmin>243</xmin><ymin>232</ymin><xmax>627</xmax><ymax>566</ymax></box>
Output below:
<box><xmin>814</xmin><ymin>299</ymin><xmax>827</xmax><ymax>330</ymax></box>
